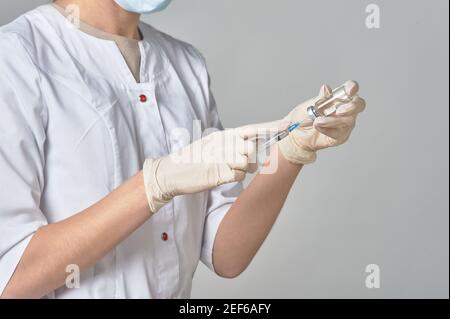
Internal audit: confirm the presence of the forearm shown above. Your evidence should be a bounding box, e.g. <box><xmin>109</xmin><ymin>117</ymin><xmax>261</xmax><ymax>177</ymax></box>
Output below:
<box><xmin>213</xmin><ymin>145</ymin><xmax>302</xmax><ymax>278</ymax></box>
<box><xmin>2</xmin><ymin>172</ymin><xmax>150</xmax><ymax>299</ymax></box>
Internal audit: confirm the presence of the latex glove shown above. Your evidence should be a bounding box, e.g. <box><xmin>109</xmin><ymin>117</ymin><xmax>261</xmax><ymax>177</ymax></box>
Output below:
<box><xmin>143</xmin><ymin>127</ymin><xmax>259</xmax><ymax>214</ymax></box>
<box><xmin>239</xmin><ymin>119</ymin><xmax>292</xmax><ymax>171</ymax></box>
<box><xmin>279</xmin><ymin>80</ymin><xmax>366</xmax><ymax>165</ymax></box>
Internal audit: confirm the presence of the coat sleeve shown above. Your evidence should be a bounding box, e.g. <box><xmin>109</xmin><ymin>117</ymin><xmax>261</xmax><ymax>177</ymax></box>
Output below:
<box><xmin>0</xmin><ymin>33</ymin><xmax>49</xmax><ymax>294</ymax></box>
<box><xmin>199</xmin><ymin>68</ymin><xmax>244</xmax><ymax>272</ymax></box>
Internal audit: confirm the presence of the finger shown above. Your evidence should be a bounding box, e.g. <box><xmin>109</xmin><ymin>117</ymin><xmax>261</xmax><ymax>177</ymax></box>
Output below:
<box><xmin>311</xmin><ymin>85</ymin><xmax>333</xmax><ymax>113</ymax></box>
<box><xmin>231</xmin><ymin>137</ymin><xmax>254</xmax><ymax>157</ymax></box>
<box><xmin>314</xmin><ymin>116</ymin><xmax>356</xmax><ymax>129</ymax></box>
<box><xmin>314</xmin><ymin>125</ymin><xmax>352</xmax><ymax>142</ymax></box>
<box><xmin>236</xmin><ymin>126</ymin><xmax>258</xmax><ymax>140</ymax></box>
<box><xmin>300</xmin><ymin>118</ymin><xmax>314</xmax><ymax>128</ymax></box>
<box><xmin>228</xmin><ymin>154</ymin><xmax>249</xmax><ymax>171</ymax></box>
<box><xmin>344</xmin><ymin>80</ymin><xmax>360</xmax><ymax>97</ymax></box>
<box><xmin>319</xmin><ymin>84</ymin><xmax>333</xmax><ymax>99</ymax></box>
<box><xmin>336</xmin><ymin>96</ymin><xmax>366</xmax><ymax>116</ymax></box>
<box><xmin>239</xmin><ymin>140</ymin><xmax>257</xmax><ymax>157</ymax></box>
<box><xmin>217</xmin><ymin>165</ymin><xmax>246</xmax><ymax>184</ymax></box>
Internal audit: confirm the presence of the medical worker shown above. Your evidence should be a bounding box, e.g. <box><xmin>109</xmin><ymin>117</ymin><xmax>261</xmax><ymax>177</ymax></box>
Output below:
<box><xmin>0</xmin><ymin>0</ymin><xmax>366</xmax><ymax>298</ymax></box>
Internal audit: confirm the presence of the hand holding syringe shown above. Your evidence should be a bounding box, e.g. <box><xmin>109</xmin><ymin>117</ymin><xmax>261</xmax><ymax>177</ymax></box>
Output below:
<box><xmin>257</xmin><ymin>81</ymin><xmax>359</xmax><ymax>165</ymax></box>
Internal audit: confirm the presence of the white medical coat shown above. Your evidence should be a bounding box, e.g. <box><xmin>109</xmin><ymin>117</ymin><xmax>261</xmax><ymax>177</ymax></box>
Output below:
<box><xmin>0</xmin><ymin>5</ymin><xmax>242</xmax><ymax>298</ymax></box>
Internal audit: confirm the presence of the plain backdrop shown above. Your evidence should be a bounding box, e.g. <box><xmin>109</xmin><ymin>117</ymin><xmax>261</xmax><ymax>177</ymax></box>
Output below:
<box><xmin>1</xmin><ymin>0</ymin><xmax>448</xmax><ymax>298</ymax></box>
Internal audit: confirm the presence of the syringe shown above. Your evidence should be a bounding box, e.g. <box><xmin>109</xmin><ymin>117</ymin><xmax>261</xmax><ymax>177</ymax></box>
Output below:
<box><xmin>256</xmin><ymin>121</ymin><xmax>300</xmax><ymax>166</ymax></box>
<box><xmin>257</xmin><ymin>81</ymin><xmax>358</xmax><ymax>166</ymax></box>
<box><xmin>261</xmin><ymin>121</ymin><xmax>301</xmax><ymax>151</ymax></box>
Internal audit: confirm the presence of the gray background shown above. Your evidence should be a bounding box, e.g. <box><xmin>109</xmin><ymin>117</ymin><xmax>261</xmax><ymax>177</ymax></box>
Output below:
<box><xmin>1</xmin><ymin>0</ymin><xmax>448</xmax><ymax>298</ymax></box>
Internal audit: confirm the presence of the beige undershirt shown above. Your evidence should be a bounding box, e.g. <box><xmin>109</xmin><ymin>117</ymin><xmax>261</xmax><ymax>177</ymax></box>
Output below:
<box><xmin>52</xmin><ymin>3</ymin><xmax>142</xmax><ymax>82</ymax></box>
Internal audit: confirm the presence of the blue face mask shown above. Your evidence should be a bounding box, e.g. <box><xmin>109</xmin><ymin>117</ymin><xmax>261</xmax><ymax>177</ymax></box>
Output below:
<box><xmin>114</xmin><ymin>0</ymin><xmax>172</xmax><ymax>14</ymax></box>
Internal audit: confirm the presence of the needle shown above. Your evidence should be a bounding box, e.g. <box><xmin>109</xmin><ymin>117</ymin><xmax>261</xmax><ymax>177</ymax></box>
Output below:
<box><xmin>262</xmin><ymin>121</ymin><xmax>301</xmax><ymax>151</ymax></box>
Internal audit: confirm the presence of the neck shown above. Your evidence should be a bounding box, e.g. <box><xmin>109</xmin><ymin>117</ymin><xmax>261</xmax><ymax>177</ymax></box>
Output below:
<box><xmin>54</xmin><ymin>0</ymin><xmax>141</xmax><ymax>40</ymax></box>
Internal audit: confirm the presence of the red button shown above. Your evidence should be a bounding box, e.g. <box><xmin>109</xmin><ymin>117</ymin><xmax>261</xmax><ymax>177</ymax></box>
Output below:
<box><xmin>161</xmin><ymin>232</ymin><xmax>169</xmax><ymax>241</ymax></box>
<box><xmin>139</xmin><ymin>94</ymin><xmax>148</xmax><ymax>103</ymax></box>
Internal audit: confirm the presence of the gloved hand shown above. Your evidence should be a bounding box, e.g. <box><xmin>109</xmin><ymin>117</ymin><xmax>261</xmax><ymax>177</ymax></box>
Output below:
<box><xmin>143</xmin><ymin>127</ymin><xmax>260</xmax><ymax>214</ymax></box>
<box><xmin>279</xmin><ymin>81</ymin><xmax>366</xmax><ymax>165</ymax></box>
